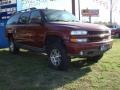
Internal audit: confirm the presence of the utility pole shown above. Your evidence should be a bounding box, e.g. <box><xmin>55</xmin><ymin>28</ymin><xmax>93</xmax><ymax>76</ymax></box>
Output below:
<box><xmin>110</xmin><ymin>0</ymin><xmax>113</xmax><ymax>25</ymax></box>
<box><xmin>72</xmin><ymin>0</ymin><xmax>75</xmax><ymax>15</ymax></box>
<box><xmin>78</xmin><ymin>0</ymin><xmax>80</xmax><ymax>20</ymax></box>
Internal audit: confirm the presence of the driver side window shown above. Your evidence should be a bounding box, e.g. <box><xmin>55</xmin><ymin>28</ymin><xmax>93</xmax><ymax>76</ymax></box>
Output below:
<box><xmin>30</xmin><ymin>10</ymin><xmax>41</xmax><ymax>24</ymax></box>
<box><xmin>19</xmin><ymin>12</ymin><xmax>30</xmax><ymax>24</ymax></box>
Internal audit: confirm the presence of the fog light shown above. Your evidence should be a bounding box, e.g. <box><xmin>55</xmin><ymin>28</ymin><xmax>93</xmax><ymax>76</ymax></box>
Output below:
<box><xmin>80</xmin><ymin>51</ymin><xmax>84</xmax><ymax>56</ymax></box>
<box><xmin>70</xmin><ymin>38</ymin><xmax>87</xmax><ymax>43</ymax></box>
<box><xmin>77</xmin><ymin>39</ymin><xmax>87</xmax><ymax>42</ymax></box>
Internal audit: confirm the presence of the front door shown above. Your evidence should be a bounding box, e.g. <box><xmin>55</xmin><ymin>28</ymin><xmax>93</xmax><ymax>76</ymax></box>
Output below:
<box><xmin>28</xmin><ymin>10</ymin><xmax>46</xmax><ymax>48</ymax></box>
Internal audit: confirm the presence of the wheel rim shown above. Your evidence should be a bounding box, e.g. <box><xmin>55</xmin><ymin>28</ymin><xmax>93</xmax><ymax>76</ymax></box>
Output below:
<box><xmin>50</xmin><ymin>49</ymin><xmax>62</xmax><ymax>66</ymax></box>
<box><xmin>9</xmin><ymin>41</ymin><xmax>14</xmax><ymax>52</ymax></box>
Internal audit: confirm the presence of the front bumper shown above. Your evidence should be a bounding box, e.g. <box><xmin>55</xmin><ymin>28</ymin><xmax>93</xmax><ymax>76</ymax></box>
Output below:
<box><xmin>66</xmin><ymin>39</ymin><xmax>113</xmax><ymax>57</ymax></box>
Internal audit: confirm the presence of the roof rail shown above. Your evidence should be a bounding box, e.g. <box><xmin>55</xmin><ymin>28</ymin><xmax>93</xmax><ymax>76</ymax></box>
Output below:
<box><xmin>17</xmin><ymin>7</ymin><xmax>36</xmax><ymax>13</ymax></box>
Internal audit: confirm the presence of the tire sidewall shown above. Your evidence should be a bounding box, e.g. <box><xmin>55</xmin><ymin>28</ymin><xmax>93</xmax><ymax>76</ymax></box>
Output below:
<box><xmin>9</xmin><ymin>40</ymin><xmax>15</xmax><ymax>53</ymax></box>
<box><xmin>9</xmin><ymin>40</ymin><xmax>19</xmax><ymax>54</ymax></box>
<box><xmin>48</xmin><ymin>43</ymin><xmax>69</xmax><ymax>70</ymax></box>
<box><xmin>87</xmin><ymin>54</ymin><xmax>103</xmax><ymax>62</ymax></box>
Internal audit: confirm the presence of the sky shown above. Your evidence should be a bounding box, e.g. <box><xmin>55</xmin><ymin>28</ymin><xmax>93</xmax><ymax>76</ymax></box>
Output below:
<box><xmin>17</xmin><ymin>0</ymin><xmax>120</xmax><ymax>24</ymax></box>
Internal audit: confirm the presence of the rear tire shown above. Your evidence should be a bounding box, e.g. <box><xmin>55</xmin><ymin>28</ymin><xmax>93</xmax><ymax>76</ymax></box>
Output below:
<box><xmin>87</xmin><ymin>54</ymin><xmax>103</xmax><ymax>63</ymax></box>
<box><xmin>9</xmin><ymin>40</ymin><xmax>19</xmax><ymax>54</ymax></box>
<box><xmin>47</xmin><ymin>43</ymin><xmax>69</xmax><ymax>70</ymax></box>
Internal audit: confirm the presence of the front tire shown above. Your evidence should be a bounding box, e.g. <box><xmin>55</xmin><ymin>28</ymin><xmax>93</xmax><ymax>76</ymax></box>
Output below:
<box><xmin>87</xmin><ymin>54</ymin><xmax>103</xmax><ymax>63</ymax></box>
<box><xmin>9</xmin><ymin>40</ymin><xmax>19</xmax><ymax>54</ymax></box>
<box><xmin>48</xmin><ymin>43</ymin><xmax>69</xmax><ymax>70</ymax></box>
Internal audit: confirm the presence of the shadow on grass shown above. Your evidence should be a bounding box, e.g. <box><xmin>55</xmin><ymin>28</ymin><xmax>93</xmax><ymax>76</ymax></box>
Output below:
<box><xmin>0</xmin><ymin>50</ymin><xmax>95</xmax><ymax>90</ymax></box>
<box><xmin>112</xmin><ymin>37</ymin><xmax>120</xmax><ymax>39</ymax></box>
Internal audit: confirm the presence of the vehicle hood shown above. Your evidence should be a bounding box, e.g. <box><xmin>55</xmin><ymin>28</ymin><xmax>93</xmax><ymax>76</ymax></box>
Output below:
<box><xmin>47</xmin><ymin>22</ymin><xmax>110</xmax><ymax>31</ymax></box>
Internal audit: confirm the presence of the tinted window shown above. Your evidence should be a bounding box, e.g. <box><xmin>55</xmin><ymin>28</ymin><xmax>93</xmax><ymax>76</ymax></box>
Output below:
<box><xmin>19</xmin><ymin>12</ymin><xmax>30</xmax><ymax>24</ymax></box>
<box><xmin>30</xmin><ymin>10</ymin><xmax>41</xmax><ymax>24</ymax></box>
<box><xmin>43</xmin><ymin>10</ymin><xmax>79</xmax><ymax>22</ymax></box>
<box><xmin>7</xmin><ymin>14</ymin><xmax>20</xmax><ymax>25</ymax></box>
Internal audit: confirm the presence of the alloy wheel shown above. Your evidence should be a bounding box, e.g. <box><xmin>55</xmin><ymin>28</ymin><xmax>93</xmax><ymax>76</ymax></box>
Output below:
<box><xmin>50</xmin><ymin>49</ymin><xmax>62</xmax><ymax>66</ymax></box>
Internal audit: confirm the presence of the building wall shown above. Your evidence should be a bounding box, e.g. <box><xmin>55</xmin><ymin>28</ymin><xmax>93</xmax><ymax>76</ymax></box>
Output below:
<box><xmin>0</xmin><ymin>0</ymin><xmax>16</xmax><ymax>20</ymax></box>
<box><xmin>17</xmin><ymin>0</ymin><xmax>72</xmax><ymax>13</ymax></box>
<box><xmin>0</xmin><ymin>0</ymin><xmax>16</xmax><ymax>5</ymax></box>
<box><xmin>0</xmin><ymin>0</ymin><xmax>73</xmax><ymax>23</ymax></box>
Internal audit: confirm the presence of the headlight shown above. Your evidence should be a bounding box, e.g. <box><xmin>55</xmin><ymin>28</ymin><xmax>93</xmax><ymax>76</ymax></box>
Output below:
<box><xmin>108</xmin><ymin>29</ymin><xmax>111</xmax><ymax>35</ymax></box>
<box><xmin>108</xmin><ymin>29</ymin><xmax>112</xmax><ymax>39</ymax></box>
<box><xmin>71</xmin><ymin>30</ymin><xmax>88</xmax><ymax>35</ymax></box>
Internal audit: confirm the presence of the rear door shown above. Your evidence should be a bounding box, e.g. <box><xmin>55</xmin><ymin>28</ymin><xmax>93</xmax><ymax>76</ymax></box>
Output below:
<box><xmin>6</xmin><ymin>13</ymin><xmax>21</xmax><ymax>39</ymax></box>
<box><xmin>14</xmin><ymin>12</ymin><xmax>31</xmax><ymax>45</ymax></box>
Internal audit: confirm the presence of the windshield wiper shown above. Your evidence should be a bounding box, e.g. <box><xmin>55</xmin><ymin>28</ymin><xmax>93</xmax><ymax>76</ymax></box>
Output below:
<box><xmin>53</xmin><ymin>20</ymin><xmax>70</xmax><ymax>22</ymax></box>
<box><xmin>50</xmin><ymin>19</ymin><xmax>79</xmax><ymax>22</ymax></box>
<box><xmin>71</xmin><ymin>20</ymin><xmax>79</xmax><ymax>22</ymax></box>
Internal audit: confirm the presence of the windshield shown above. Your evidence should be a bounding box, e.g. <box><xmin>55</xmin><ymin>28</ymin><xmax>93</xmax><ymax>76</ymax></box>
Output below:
<box><xmin>43</xmin><ymin>10</ymin><xmax>79</xmax><ymax>22</ymax></box>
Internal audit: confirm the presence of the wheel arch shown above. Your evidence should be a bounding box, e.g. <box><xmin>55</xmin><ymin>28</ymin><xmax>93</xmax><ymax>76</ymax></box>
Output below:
<box><xmin>7</xmin><ymin>33</ymin><xmax>14</xmax><ymax>40</ymax></box>
<box><xmin>45</xmin><ymin>35</ymin><xmax>67</xmax><ymax>50</ymax></box>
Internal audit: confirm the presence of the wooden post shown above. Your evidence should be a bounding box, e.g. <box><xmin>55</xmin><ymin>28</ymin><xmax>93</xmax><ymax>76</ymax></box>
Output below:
<box><xmin>78</xmin><ymin>0</ymin><xmax>80</xmax><ymax>20</ymax></box>
<box><xmin>72</xmin><ymin>0</ymin><xmax>75</xmax><ymax>15</ymax></box>
<box><xmin>110</xmin><ymin>0</ymin><xmax>112</xmax><ymax>25</ymax></box>
<box><xmin>89</xmin><ymin>16</ymin><xmax>92</xmax><ymax>23</ymax></box>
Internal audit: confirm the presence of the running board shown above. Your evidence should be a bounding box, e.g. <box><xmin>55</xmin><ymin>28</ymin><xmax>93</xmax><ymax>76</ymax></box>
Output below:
<box><xmin>16</xmin><ymin>43</ymin><xmax>46</xmax><ymax>53</ymax></box>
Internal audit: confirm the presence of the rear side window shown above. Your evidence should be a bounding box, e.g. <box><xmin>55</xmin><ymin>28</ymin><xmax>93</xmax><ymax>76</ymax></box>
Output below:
<box><xmin>29</xmin><ymin>10</ymin><xmax>41</xmax><ymax>24</ymax></box>
<box><xmin>19</xmin><ymin>12</ymin><xmax>30</xmax><ymax>24</ymax></box>
<box><xmin>7</xmin><ymin>14</ymin><xmax>20</xmax><ymax>25</ymax></box>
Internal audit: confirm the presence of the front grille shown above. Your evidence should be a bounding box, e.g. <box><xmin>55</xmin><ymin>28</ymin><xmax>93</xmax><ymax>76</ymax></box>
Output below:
<box><xmin>88</xmin><ymin>30</ymin><xmax>110</xmax><ymax>42</ymax></box>
<box><xmin>88</xmin><ymin>36</ymin><xmax>109</xmax><ymax>42</ymax></box>
<box><xmin>71</xmin><ymin>30</ymin><xmax>110</xmax><ymax>43</ymax></box>
<box><xmin>88</xmin><ymin>31</ymin><xmax>109</xmax><ymax>35</ymax></box>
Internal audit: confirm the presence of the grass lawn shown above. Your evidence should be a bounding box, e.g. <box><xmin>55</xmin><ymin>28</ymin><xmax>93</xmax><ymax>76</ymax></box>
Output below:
<box><xmin>0</xmin><ymin>39</ymin><xmax>120</xmax><ymax>90</ymax></box>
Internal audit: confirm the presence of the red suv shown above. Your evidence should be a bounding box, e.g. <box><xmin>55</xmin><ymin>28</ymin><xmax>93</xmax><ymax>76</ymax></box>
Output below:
<box><xmin>6</xmin><ymin>8</ymin><xmax>113</xmax><ymax>70</ymax></box>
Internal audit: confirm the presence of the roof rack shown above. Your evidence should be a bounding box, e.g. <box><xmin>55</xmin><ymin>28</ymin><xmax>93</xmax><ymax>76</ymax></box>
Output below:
<box><xmin>17</xmin><ymin>7</ymin><xmax>36</xmax><ymax>13</ymax></box>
